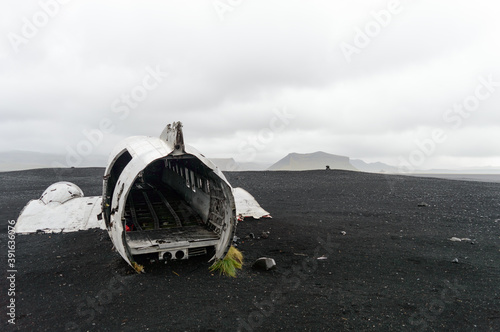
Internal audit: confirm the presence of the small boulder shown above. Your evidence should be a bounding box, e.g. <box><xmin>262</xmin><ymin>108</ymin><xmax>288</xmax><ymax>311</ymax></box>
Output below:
<box><xmin>252</xmin><ymin>257</ymin><xmax>276</xmax><ymax>271</ymax></box>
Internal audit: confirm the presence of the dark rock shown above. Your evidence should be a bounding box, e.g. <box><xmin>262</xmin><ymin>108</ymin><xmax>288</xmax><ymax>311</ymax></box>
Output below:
<box><xmin>252</xmin><ymin>257</ymin><xmax>276</xmax><ymax>271</ymax></box>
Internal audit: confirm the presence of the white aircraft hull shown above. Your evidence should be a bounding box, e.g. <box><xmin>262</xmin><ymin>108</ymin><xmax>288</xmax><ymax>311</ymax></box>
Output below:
<box><xmin>16</xmin><ymin>122</ymin><xmax>270</xmax><ymax>272</ymax></box>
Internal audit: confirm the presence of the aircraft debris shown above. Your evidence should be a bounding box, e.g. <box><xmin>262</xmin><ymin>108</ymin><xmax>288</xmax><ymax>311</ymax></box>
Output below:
<box><xmin>16</xmin><ymin>122</ymin><xmax>270</xmax><ymax>276</ymax></box>
<box><xmin>449</xmin><ymin>237</ymin><xmax>473</xmax><ymax>242</ymax></box>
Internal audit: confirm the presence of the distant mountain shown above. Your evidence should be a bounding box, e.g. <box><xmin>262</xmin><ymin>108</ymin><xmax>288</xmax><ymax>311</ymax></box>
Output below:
<box><xmin>350</xmin><ymin>159</ymin><xmax>399</xmax><ymax>173</ymax></box>
<box><xmin>210</xmin><ymin>158</ymin><xmax>240</xmax><ymax>171</ymax></box>
<box><xmin>238</xmin><ymin>161</ymin><xmax>273</xmax><ymax>171</ymax></box>
<box><xmin>351</xmin><ymin>159</ymin><xmax>500</xmax><ymax>174</ymax></box>
<box><xmin>0</xmin><ymin>150</ymin><xmax>107</xmax><ymax>172</ymax></box>
<box><xmin>210</xmin><ymin>158</ymin><xmax>272</xmax><ymax>171</ymax></box>
<box><xmin>268</xmin><ymin>151</ymin><xmax>357</xmax><ymax>171</ymax></box>
<box><xmin>414</xmin><ymin>168</ymin><xmax>500</xmax><ymax>174</ymax></box>
<box><xmin>4</xmin><ymin>150</ymin><xmax>498</xmax><ymax>175</ymax></box>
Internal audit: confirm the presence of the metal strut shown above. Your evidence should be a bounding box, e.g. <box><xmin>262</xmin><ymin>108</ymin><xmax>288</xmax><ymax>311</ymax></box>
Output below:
<box><xmin>127</xmin><ymin>195</ymin><xmax>142</xmax><ymax>231</ymax></box>
<box><xmin>156</xmin><ymin>190</ymin><xmax>183</xmax><ymax>227</ymax></box>
<box><xmin>142</xmin><ymin>191</ymin><xmax>160</xmax><ymax>230</ymax></box>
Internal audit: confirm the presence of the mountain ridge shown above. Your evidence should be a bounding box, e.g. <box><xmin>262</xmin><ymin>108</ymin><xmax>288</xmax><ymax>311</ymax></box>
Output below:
<box><xmin>2</xmin><ymin>150</ymin><xmax>500</xmax><ymax>174</ymax></box>
<box><xmin>268</xmin><ymin>151</ymin><xmax>357</xmax><ymax>171</ymax></box>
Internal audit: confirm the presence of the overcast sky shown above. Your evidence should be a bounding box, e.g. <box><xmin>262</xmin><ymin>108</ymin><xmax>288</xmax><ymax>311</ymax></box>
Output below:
<box><xmin>1</xmin><ymin>0</ymin><xmax>499</xmax><ymax>170</ymax></box>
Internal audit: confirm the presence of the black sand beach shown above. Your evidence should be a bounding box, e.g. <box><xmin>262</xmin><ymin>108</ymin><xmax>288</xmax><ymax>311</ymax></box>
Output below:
<box><xmin>1</xmin><ymin>168</ymin><xmax>499</xmax><ymax>331</ymax></box>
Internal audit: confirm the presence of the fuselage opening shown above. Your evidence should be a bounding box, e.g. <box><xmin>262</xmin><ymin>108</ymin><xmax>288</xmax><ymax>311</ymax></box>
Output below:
<box><xmin>121</xmin><ymin>155</ymin><xmax>231</xmax><ymax>261</ymax></box>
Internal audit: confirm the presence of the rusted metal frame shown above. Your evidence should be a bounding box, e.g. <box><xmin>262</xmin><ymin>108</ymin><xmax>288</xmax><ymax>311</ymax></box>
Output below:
<box><xmin>142</xmin><ymin>191</ymin><xmax>160</xmax><ymax>230</ymax></box>
<box><xmin>127</xmin><ymin>195</ymin><xmax>142</xmax><ymax>231</ymax></box>
<box><xmin>155</xmin><ymin>189</ymin><xmax>183</xmax><ymax>227</ymax></box>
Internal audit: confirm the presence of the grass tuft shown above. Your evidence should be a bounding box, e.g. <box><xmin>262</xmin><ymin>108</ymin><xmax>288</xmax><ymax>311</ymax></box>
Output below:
<box><xmin>209</xmin><ymin>246</ymin><xmax>243</xmax><ymax>277</ymax></box>
<box><xmin>132</xmin><ymin>261</ymin><xmax>145</xmax><ymax>273</ymax></box>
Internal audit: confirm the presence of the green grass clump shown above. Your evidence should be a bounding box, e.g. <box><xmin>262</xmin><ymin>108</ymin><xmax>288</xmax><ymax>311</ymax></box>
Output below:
<box><xmin>132</xmin><ymin>261</ymin><xmax>145</xmax><ymax>273</ymax></box>
<box><xmin>209</xmin><ymin>246</ymin><xmax>243</xmax><ymax>277</ymax></box>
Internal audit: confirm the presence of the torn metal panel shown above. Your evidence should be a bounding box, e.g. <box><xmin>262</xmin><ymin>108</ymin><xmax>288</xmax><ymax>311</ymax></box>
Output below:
<box><xmin>160</xmin><ymin>121</ymin><xmax>185</xmax><ymax>153</ymax></box>
<box><xmin>16</xmin><ymin>191</ymin><xmax>104</xmax><ymax>234</ymax></box>
<box><xmin>233</xmin><ymin>187</ymin><xmax>272</xmax><ymax>220</ymax></box>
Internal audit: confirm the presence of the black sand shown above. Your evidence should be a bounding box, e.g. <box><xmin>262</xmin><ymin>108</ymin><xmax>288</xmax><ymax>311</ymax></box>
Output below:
<box><xmin>1</xmin><ymin>168</ymin><xmax>499</xmax><ymax>331</ymax></box>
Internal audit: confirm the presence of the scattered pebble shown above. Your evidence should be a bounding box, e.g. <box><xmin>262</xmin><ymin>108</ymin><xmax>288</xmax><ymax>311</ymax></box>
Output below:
<box><xmin>452</xmin><ymin>258</ymin><xmax>459</xmax><ymax>264</ymax></box>
<box><xmin>449</xmin><ymin>237</ymin><xmax>473</xmax><ymax>243</ymax></box>
<box><xmin>418</xmin><ymin>202</ymin><xmax>429</xmax><ymax>207</ymax></box>
<box><xmin>341</xmin><ymin>231</ymin><xmax>347</xmax><ymax>236</ymax></box>
<box><xmin>245</xmin><ymin>233</ymin><xmax>255</xmax><ymax>239</ymax></box>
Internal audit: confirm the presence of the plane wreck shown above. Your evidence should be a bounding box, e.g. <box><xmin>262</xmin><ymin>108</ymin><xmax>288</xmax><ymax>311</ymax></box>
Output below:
<box><xmin>16</xmin><ymin>122</ymin><xmax>270</xmax><ymax>274</ymax></box>
<box><xmin>102</xmin><ymin>121</ymin><xmax>237</xmax><ymax>270</ymax></box>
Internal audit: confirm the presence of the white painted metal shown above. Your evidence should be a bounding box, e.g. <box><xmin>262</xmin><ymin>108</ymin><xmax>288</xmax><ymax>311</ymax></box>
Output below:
<box><xmin>16</xmin><ymin>195</ymin><xmax>103</xmax><ymax>234</ymax></box>
<box><xmin>15</xmin><ymin>187</ymin><xmax>267</xmax><ymax>234</ymax></box>
<box><xmin>233</xmin><ymin>187</ymin><xmax>271</xmax><ymax>219</ymax></box>
<box><xmin>40</xmin><ymin>182</ymin><xmax>84</xmax><ymax>205</ymax></box>
<box><xmin>103</xmin><ymin>122</ymin><xmax>236</xmax><ymax>269</ymax></box>
<box><xmin>15</xmin><ymin>122</ymin><xmax>270</xmax><ymax>273</ymax></box>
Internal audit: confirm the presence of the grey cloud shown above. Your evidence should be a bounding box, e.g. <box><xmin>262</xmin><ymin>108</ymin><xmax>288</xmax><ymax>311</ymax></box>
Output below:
<box><xmin>1</xmin><ymin>0</ymin><xmax>499</xmax><ymax>170</ymax></box>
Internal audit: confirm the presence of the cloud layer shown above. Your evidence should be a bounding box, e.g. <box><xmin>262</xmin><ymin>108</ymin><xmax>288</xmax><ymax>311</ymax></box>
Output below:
<box><xmin>1</xmin><ymin>0</ymin><xmax>499</xmax><ymax>169</ymax></box>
